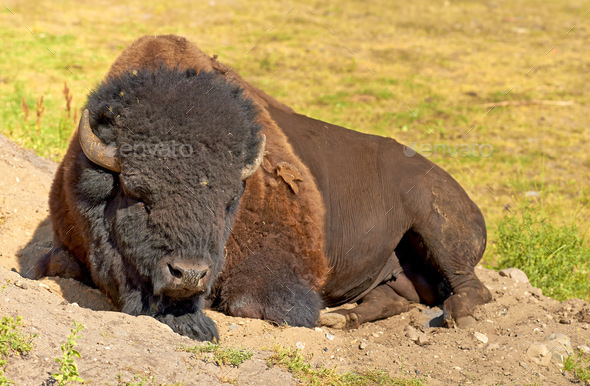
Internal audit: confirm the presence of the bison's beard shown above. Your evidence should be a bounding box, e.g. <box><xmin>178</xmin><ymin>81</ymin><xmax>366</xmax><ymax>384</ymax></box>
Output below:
<box><xmin>120</xmin><ymin>286</ymin><xmax>219</xmax><ymax>341</ymax></box>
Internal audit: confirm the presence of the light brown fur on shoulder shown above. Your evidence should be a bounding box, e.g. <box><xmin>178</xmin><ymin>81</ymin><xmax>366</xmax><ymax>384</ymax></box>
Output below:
<box><xmin>107</xmin><ymin>35</ymin><xmax>329</xmax><ymax>291</ymax></box>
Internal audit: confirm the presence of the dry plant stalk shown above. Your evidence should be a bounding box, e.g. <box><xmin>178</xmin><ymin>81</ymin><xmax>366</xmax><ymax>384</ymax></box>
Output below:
<box><xmin>35</xmin><ymin>96</ymin><xmax>45</xmax><ymax>136</ymax></box>
<box><xmin>21</xmin><ymin>98</ymin><xmax>30</xmax><ymax>122</ymax></box>
<box><xmin>63</xmin><ymin>82</ymin><xmax>73</xmax><ymax>118</ymax></box>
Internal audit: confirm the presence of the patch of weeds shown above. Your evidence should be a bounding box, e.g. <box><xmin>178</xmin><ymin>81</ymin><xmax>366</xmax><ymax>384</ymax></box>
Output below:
<box><xmin>0</xmin><ymin>316</ymin><xmax>36</xmax><ymax>385</ymax></box>
<box><xmin>563</xmin><ymin>349</ymin><xmax>590</xmax><ymax>384</ymax></box>
<box><xmin>181</xmin><ymin>342</ymin><xmax>253</xmax><ymax>367</ymax></box>
<box><xmin>0</xmin><ymin>316</ymin><xmax>35</xmax><ymax>358</ymax></box>
<box><xmin>115</xmin><ymin>373</ymin><xmax>183</xmax><ymax>386</ymax></box>
<box><xmin>0</xmin><ymin>280</ymin><xmax>11</xmax><ymax>294</ymax></box>
<box><xmin>52</xmin><ymin>321</ymin><xmax>85</xmax><ymax>386</ymax></box>
<box><xmin>266</xmin><ymin>345</ymin><xmax>424</xmax><ymax>385</ymax></box>
<box><xmin>116</xmin><ymin>373</ymin><xmax>155</xmax><ymax>386</ymax></box>
<box><xmin>494</xmin><ymin>202</ymin><xmax>590</xmax><ymax>301</ymax></box>
<box><xmin>0</xmin><ymin>360</ymin><xmax>14</xmax><ymax>385</ymax></box>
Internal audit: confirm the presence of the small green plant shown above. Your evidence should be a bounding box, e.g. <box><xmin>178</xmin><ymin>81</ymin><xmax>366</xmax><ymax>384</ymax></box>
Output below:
<box><xmin>53</xmin><ymin>321</ymin><xmax>85</xmax><ymax>385</ymax></box>
<box><xmin>0</xmin><ymin>359</ymin><xmax>14</xmax><ymax>385</ymax></box>
<box><xmin>0</xmin><ymin>316</ymin><xmax>35</xmax><ymax>385</ymax></box>
<box><xmin>0</xmin><ymin>280</ymin><xmax>11</xmax><ymax>294</ymax></box>
<box><xmin>564</xmin><ymin>349</ymin><xmax>590</xmax><ymax>385</ymax></box>
<box><xmin>266</xmin><ymin>345</ymin><xmax>424</xmax><ymax>385</ymax></box>
<box><xmin>116</xmin><ymin>373</ymin><xmax>155</xmax><ymax>386</ymax></box>
<box><xmin>182</xmin><ymin>342</ymin><xmax>253</xmax><ymax>367</ymax></box>
<box><xmin>0</xmin><ymin>316</ymin><xmax>34</xmax><ymax>358</ymax></box>
<box><xmin>495</xmin><ymin>202</ymin><xmax>590</xmax><ymax>301</ymax></box>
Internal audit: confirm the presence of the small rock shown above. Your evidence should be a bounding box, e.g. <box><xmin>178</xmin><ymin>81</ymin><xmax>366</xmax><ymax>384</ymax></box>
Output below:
<box><xmin>520</xmin><ymin>362</ymin><xmax>529</xmax><ymax>370</ymax></box>
<box><xmin>499</xmin><ymin>268</ymin><xmax>530</xmax><ymax>284</ymax></box>
<box><xmin>38</xmin><ymin>283</ymin><xmax>51</xmax><ymax>292</ymax></box>
<box><xmin>527</xmin><ymin>342</ymin><xmax>551</xmax><ymax>365</ymax></box>
<box><xmin>416</xmin><ymin>334</ymin><xmax>429</xmax><ymax>346</ymax></box>
<box><xmin>485</xmin><ymin>343</ymin><xmax>499</xmax><ymax>351</ymax></box>
<box><xmin>325</xmin><ymin>333</ymin><xmax>335</xmax><ymax>341</ymax></box>
<box><xmin>295</xmin><ymin>341</ymin><xmax>305</xmax><ymax>350</ymax></box>
<box><xmin>15</xmin><ymin>281</ymin><xmax>29</xmax><ymax>290</ymax></box>
<box><xmin>229</xmin><ymin>324</ymin><xmax>239</xmax><ymax>330</ymax></box>
<box><xmin>547</xmin><ymin>333</ymin><xmax>572</xmax><ymax>349</ymax></box>
<box><xmin>405</xmin><ymin>329</ymin><xmax>420</xmax><ymax>341</ymax></box>
<box><xmin>474</xmin><ymin>332</ymin><xmax>488</xmax><ymax>344</ymax></box>
<box><xmin>546</xmin><ymin>333</ymin><xmax>573</xmax><ymax>361</ymax></box>
<box><xmin>577</xmin><ymin>345</ymin><xmax>590</xmax><ymax>354</ymax></box>
<box><xmin>530</xmin><ymin>287</ymin><xmax>543</xmax><ymax>297</ymax></box>
<box><xmin>525</xmin><ymin>191</ymin><xmax>540</xmax><ymax>199</ymax></box>
<box><xmin>314</xmin><ymin>327</ymin><xmax>323</xmax><ymax>332</ymax></box>
<box><xmin>359</xmin><ymin>341</ymin><xmax>368</xmax><ymax>350</ymax></box>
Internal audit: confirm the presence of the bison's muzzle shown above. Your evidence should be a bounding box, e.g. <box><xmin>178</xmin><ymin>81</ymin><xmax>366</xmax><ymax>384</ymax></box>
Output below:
<box><xmin>155</xmin><ymin>258</ymin><xmax>212</xmax><ymax>297</ymax></box>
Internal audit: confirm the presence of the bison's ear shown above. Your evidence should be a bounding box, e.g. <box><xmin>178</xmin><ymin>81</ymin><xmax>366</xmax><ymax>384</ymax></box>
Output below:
<box><xmin>241</xmin><ymin>134</ymin><xmax>266</xmax><ymax>180</ymax></box>
<box><xmin>78</xmin><ymin>109</ymin><xmax>122</xmax><ymax>173</ymax></box>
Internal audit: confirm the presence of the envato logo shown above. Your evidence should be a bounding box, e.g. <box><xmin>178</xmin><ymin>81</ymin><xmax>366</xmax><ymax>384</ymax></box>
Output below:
<box><xmin>119</xmin><ymin>141</ymin><xmax>193</xmax><ymax>158</ymax></box>
<box><xmin>402</xmin><ymin>142</ymin><xmax>493</xmax><ymax>158</ymax></box>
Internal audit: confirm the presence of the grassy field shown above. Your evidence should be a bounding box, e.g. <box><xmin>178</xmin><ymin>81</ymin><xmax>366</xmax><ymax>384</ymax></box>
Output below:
<box><xmin>1</xmin><ymin>1</ymin><xmax>588</xmax><ymax>298</ymax></box>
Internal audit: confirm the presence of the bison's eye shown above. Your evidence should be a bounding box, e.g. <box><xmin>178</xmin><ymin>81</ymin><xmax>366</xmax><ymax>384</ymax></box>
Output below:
<box><xmin>137</xmin><ymin>201</ymin><xmax>151</xmax><ymax>214</ymax></box>
<box><xmin>226</xmin><ymin>184</ymin><xmax>245</xmax><ymax>213</ymax></box>
<box><xmin>226</xmin><ymin>195</ymin><xmax>240</xmax><ymax>213</ymax></box>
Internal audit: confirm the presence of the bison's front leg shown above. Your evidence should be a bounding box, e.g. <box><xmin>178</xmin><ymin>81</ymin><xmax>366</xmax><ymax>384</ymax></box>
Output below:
<box><xmin>156</xmin><ymin>311</ymin><xmax>218</xmax><ymax>341</ymax></box>
<box><xmin>120</xmin><ymin>292</ymin><xmax>219</xmax><ymax>341</ymax></box>
<box><xmin>216</xmin><ymin>252</ymin><xmax>323</xmax><ymax>327</ymax></box>
<box><xmin>320</xmin><ymin>284</ymin><xmax>410</xmax><ymax>329</ymax></box>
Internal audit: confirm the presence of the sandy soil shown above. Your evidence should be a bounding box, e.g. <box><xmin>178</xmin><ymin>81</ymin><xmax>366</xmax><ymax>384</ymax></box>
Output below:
<box><xmin>0</xmin><ymin>134</ymin><xmax>588</xmax><ymax>385</ymax></box>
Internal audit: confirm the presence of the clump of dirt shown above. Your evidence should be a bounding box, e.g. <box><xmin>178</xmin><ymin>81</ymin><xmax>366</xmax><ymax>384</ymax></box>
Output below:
<box><xmin>0</xmin><ymin>134</ymin><xmax>588</xmax><ymax>385</ymax></box>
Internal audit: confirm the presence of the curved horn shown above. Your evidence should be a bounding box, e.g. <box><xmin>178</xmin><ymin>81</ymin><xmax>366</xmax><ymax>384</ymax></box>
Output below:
<box><xmin>241</xmin><ymin>134</ymin><xmax>266</xmax><ymax>180</ymax></box>
<box><xmin>78</xmin><ymin>109</ymin><xmax>121</xmax><ymax>172</ymax></box>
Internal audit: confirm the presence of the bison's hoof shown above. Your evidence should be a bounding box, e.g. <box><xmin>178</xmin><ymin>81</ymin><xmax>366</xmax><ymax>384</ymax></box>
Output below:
<box><xmin>443</xmin><ymin>313</ymin><xmax>475</xmax><ymax>329</ymax></box>
<box><xmin>319</xmin><ymin>312</ymin><xmax>346</xmax><ymax>329</ymax></box>
<box><xmin>345</xmin><ymin>312</ymin><xmax>360</xmax><ymax>329</ymax></box>
<box><xmin>157</xmin><ymin>312</ymin><xmax>219</xmax><ymax>341</ymax></box>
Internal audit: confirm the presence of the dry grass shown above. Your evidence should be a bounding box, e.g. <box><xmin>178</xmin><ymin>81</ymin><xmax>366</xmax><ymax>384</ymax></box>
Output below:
<box><xmin>1</xmin><ymin>0</ymin><xmax>588</xmax><ymax>269</ymax></box>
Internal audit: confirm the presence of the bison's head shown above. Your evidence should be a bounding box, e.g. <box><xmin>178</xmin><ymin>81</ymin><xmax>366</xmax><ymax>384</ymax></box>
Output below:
<box><xmin>78</xmin><ymin>67</ymin><xmax>264</xmax><ymax>309</ymax></box>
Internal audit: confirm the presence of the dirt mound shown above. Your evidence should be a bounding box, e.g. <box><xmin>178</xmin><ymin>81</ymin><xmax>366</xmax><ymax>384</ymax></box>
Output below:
<box><xmin>0</xmin><ymin>134</ymin><xmax>588</xmax><ymax>385</ymax></box>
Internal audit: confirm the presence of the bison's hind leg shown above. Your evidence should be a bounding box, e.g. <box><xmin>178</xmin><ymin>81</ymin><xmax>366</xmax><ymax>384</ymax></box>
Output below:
<box><xmin>320</xmin><ymin>284</ymin><xmax>411</xmax><ymax>329</ymax></box>
<box><xmin>411</xmin><ymin>197</ymin><xmax>492</xmax><ymax>327</ymax></box>
<box><xmin>217</xmin><ymin>253</ymin><xmax>322</xmax><ymax>327</ymax></box>
<box><xmin>33</xmin><ymin>244</ymin><xmax>88</xmax><ymax>283</ymax></box>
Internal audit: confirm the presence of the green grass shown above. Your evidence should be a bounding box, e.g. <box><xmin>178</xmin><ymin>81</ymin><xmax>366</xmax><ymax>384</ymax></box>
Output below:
<box><xmin>0</xmin><ymin>316</ymin><xmax>35</xmax><ymax>385</ymax></box>
<box><xmin>0</xmin><ymin>316</ymin><xmax>34</xmax><ymax>358</ymax></box>
<box><xmin>266</xmin><ymin>345</ymin><xmax>424</xmax><ymax>385</ymax></box>
<box><xmin>181</xmin><ymin>342</ymin><xmax>253</xmax><ymax>367</ymax></box>
<box><xmin>1</xmin><ymin>0</ymin><xmax>589</xmax><ymax>298</ymax></box>
<box><xmin>494</xmin><ymin>202</ymin><xmax>590</xmax><ymax>301</ymax></box>
<box><xmin>52</xmin><ymin>321</ymin><xmax>85</xmax><ymax>386</ymax></box>
<box><xmin>116</xmin><ymin>373</ymin><xmax>183</xmax><ymax>386</ymax></box>
<box><xmin>564</xmin><ymin>349</ymin><xmax>590</xmax><ymax>385</ymax></box>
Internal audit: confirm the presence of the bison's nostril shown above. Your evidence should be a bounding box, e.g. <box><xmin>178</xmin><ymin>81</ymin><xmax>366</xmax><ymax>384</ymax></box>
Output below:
<box><xmin>167</xmin><ymin>263</ymin><xmax>183</xmax><ymax>279</ymax></box>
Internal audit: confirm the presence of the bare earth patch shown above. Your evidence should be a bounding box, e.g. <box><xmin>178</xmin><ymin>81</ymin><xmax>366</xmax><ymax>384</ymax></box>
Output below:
<box><xmin>0</xmin><ymin>134</ymin><xmax>588</xmax><ymax>384</ymax></box>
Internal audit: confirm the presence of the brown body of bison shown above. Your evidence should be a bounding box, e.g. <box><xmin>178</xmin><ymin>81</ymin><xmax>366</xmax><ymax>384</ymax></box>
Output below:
<box><xmin>38</xmin><ymin>35</ymin><xmax>491</xmax><ymax>339</ymax></box>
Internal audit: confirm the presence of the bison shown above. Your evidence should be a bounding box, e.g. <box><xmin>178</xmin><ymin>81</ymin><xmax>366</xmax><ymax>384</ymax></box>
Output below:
<box><xmin>36</xmin><ymin>35</ymin><xmax>491</xmax><ymax>341</ymax></box>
